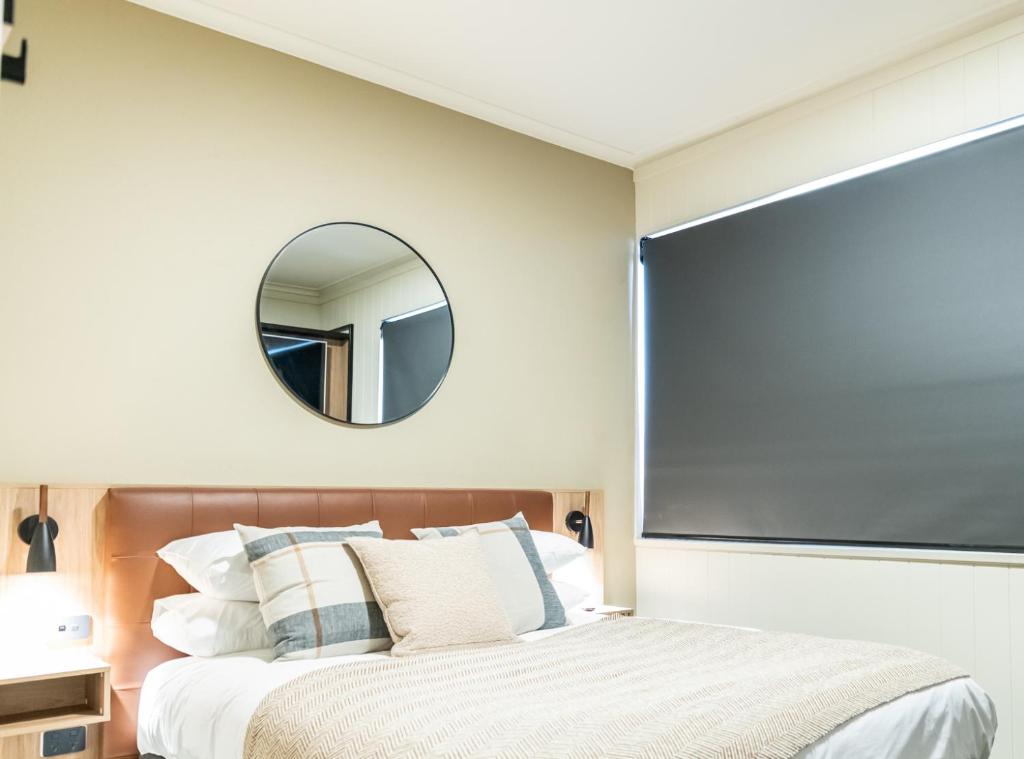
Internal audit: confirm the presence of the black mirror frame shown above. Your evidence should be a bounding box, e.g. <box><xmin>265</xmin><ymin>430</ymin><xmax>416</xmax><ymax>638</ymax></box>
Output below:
<box><xmin>255</xmin><ymin>221</ymin><xmax>455</xmax><ymax>428</ymax></box>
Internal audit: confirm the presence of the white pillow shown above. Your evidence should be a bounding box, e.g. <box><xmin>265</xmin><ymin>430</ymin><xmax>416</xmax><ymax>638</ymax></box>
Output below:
<box><xmin>151</xmin><ymin>593</ymin><xmax>271</xmax><ymax>657</ymax></box>
<box><xmin>157</xmin><ymin>530</ymin><xmax>257</xmax><ymax>602</ymax></box>
<box><xmin>531</xmin><ymin>530</ymin><xmax>587</xmax><ymax>574</ymax></box>
<box><xmin>551</xmin><ymin>579</ymin><xmax>588</xmax><ymax>612</ymax></box>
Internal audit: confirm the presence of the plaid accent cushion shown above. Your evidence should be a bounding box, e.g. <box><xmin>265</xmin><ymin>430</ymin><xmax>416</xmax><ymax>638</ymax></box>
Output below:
<box><xmin>234</xmin><ymin>522</ymin><xmax>391</xmax><ymax>660</ymax></box>
<box><xmin>413</xmin><ymin>513</ymin><xmax>565</xmax><ymax>633</ymax></box>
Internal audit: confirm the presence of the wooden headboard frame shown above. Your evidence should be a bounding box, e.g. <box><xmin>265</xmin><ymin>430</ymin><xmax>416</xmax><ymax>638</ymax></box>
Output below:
<box><xmin>100</xmin><ymin>486</ymin><xmax>600</xmax><ymax>759</ymax></box>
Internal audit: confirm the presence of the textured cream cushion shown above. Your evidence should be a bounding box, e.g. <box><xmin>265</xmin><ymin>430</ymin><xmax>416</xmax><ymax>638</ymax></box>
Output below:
<box><xmin>348</xmin><ymin>532</ymin><xmax>517</xmax><ymax>656</ymax></box>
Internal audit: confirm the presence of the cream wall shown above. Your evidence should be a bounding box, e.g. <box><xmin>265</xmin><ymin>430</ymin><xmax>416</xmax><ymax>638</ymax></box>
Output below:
<box><xmin>634</xmin><ymin>14</ymin><xmax>1024</xmax><ymax>759</ymax></box>
<box><xmin>0</xmin><ymin>0</ymin><xmax>636</xmax><ymax>602</ymax></box>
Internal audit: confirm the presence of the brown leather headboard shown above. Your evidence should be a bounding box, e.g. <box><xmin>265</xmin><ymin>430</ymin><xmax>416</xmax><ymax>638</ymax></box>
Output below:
<box><xmin>101</xmin><ymin>486</ymin><xmax>553</xmax><ymax>758</ymax></box>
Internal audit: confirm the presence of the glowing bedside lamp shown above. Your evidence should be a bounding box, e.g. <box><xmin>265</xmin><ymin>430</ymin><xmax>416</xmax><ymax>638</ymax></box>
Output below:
<box><xmin>17</xmin><ymin>484</ymin><xmax>58</xmax><ymax>572</ymax></box>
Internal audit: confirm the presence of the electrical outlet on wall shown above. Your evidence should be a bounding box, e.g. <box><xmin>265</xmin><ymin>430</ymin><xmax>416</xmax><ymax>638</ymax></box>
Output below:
<box><xmin>41</xmin><ymin>726</ymin><xmax>87</xmax><ymax>756</ymax></box>
<box><xmin>52</xmin><ymin>614</ymin><xmax>91</xmax><ymax>643</ymax></box>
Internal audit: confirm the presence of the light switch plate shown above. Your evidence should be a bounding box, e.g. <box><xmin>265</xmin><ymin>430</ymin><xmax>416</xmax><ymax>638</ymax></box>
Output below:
<box><xmin>53</xmin><ymin>614</ymin><xmax>91</xmax><ymax>642</ymax></box>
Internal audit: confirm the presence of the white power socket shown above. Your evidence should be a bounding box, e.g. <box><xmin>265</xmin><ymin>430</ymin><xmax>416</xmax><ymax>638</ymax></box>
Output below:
<box><xmin>53</xmin><ymin>614</ymin><xmax>91</xmax><ymax>642</ymax></box>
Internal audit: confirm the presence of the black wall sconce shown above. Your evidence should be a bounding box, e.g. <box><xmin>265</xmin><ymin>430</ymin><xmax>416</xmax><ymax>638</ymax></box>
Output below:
<box><xmin>18</xmin><ymin>484</ymin><xmax>58</xmax><ymax>572</ymax></box>
<box><xmin>2</xmin><ymin>0</ymin><xmax>28</xmax><ymax>85</ymax></box>
<box><xmin>564</xmin><ymin>491</ymin><xmax>595</xmax><ymax>549</ymax></box>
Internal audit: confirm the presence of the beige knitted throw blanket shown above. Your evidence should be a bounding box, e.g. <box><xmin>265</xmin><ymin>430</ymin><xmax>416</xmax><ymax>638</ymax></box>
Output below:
<box><xmin>243</xmin><ymin>617</ymin><xmax>965</xmax><ymax>759</ymax></box>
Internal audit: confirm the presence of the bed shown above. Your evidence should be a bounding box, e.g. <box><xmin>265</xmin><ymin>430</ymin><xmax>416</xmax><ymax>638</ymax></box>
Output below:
<box><xmin>102</xmin><ymin>486</ymin><xmax>569</xmax><ymax>758</ymax></box>
<box><xmin>135</xmin><ymin>618</ymin><xmax>996</xmax><ymax>759</ymax></box>
<box><xmin>103</xmin><ymin>487</ymin><xmax>997</xmax><ymax>759</ymax></box>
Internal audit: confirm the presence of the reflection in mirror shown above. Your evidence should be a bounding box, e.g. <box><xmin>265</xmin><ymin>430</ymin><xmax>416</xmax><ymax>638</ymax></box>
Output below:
<box><xmin>257</xmin><ymin>223</ymin><xmax>453</xmax><ymax>426</ymax></box>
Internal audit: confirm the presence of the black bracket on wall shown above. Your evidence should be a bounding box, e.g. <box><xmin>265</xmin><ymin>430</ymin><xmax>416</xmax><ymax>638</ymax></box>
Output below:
<box><xmin>2</xmin><ymin>0</ymin><xmax>27</xmax><ymax>85</ymax></box>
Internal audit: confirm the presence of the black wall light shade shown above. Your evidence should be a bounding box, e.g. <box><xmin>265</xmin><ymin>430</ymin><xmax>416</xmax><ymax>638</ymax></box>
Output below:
<box><xmin>1</xmin><ymin>38</ymin><xmax>27</xmax><ymax>84</ymax></box>
<box><xmin>565</xmin><ymin>510</ymin><xmax>594</xmax><ymax>548</ymax></box>
<box><xmin>17</xmin><ymin>484</ymin><xmax>58</xmax><ymax>572</ymax></box>
<box><xmin>2</xmin><ymin>0</ymin><xmax>28</xmax><ymax>85</ymax></box>
<box><xmin>564</xmin><ymin>492</ymin><xmax>595</xmax><ymax>549</ymax></box>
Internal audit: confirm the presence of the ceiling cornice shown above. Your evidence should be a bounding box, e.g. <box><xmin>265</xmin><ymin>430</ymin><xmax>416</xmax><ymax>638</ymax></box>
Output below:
<box><xmin>318</xmin><ymin>256</ymin><xmax>422</xmax><ymax>304</ymax></box>
<box><xmin>126</xmin><ymin>0</ymin><xmax>636</xmax><ymax>167</ymax></box>
<box><xmin>126</xmin><ymin>0</ymin><xmax>1024</xmax><ymax>171</ymax></box>
<box><xmin>264</xmin><ymin>255</ymin><xmax>423</xmax><ymax>307</ymax></box>
<box><xmin>260</xmin><ymin>282</ymin><xmax>319</xmax><ymax>305</ymax></box>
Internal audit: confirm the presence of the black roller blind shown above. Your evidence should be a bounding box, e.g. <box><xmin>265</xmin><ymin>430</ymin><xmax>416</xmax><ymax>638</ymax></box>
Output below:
<box><xmin>642</xmin><ymin>121</ymin><xmax>1024</xmax><ymax>550</ymax></box>
<box><xmin>381</xmin><ymin>305</ymin><xmax>453</xmax><ymax>421</ymax></box>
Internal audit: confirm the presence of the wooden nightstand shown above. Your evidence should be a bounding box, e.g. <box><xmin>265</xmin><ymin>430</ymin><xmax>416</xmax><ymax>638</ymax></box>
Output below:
<box><xmin>0</xmin><ymin>654</ymin><xmax>110</xmax><ymax>758</ymax></box>
<box><xmin>587</xmin><ymin>605</ymin><xmax>635</xmax><ymax>618</ymax></box>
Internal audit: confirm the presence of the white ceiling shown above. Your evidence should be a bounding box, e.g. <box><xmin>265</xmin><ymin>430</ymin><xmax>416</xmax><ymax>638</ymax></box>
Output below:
<box><xmin>267</xmin><ymin>224</ymin><xmax>415</xmax><ymax>290</ymax></box>
<box><xmin>131</xmin><ymin>0</ymin><xmax>1024</xmax><ymax>167</ymax></box>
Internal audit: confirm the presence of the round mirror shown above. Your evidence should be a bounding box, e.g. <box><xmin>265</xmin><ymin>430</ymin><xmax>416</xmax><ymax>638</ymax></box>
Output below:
<box><xmin>257</xmin><ymin>223</ymin><xmax>453</xmax><ymax>426</ymax></box>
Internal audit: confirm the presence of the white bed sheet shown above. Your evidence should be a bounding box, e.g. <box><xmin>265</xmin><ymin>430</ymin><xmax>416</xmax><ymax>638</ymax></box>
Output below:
<box><xmin>138</xmin><ymin>619</ymin><xmax>997</xmax><ymax>759</ymax></box>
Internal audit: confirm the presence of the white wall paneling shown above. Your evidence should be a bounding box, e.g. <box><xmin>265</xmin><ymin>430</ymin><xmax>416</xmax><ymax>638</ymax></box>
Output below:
<box><xmin>319</xmin><ymin>261</ymin><xmax>444</xmax><ymax>422</ymax></box>
<box><xmin>635</xmin><ymin>16</ymin><xmax>1024</xmax><ymax>237</ymax></box>
<box><xmin>634</xmin><ymin>12</ymin><xmax>1024</xmax><ymax>759</ymax></box>
<box><xmin>636</xmin><ymin>542</ymin><xmax>1022</xmax><ymax>758</ymax></box>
